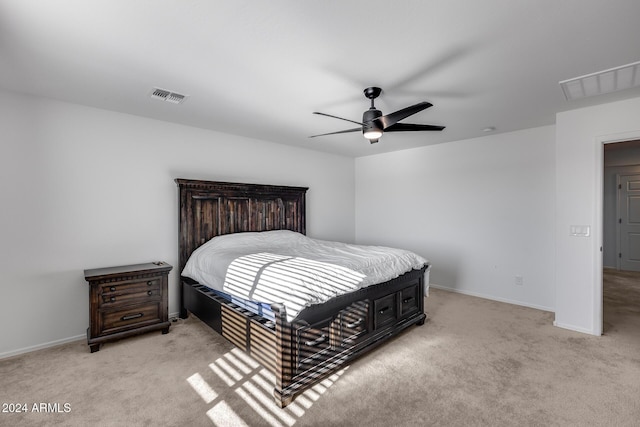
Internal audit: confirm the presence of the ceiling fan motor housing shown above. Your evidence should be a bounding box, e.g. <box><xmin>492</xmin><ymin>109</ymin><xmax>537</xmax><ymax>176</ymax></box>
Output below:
<box><xmin>362</xmin><ymin>108</ymin><xmax>383</xmax><ymax>136</ymax></box>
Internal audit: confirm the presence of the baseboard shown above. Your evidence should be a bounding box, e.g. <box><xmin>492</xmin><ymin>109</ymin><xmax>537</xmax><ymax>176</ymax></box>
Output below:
<box><xmin>428</xmin><ymin>284</ymin><xmax>554</xmax><ymax>313</ymax></box>
<box><xmin>0</xmin><ymin>311</ymin><xmax>181</xmax><ymax>360</ymax></box>
<box><xmin>552</xmin><ymin>320</ymin><xmax>600</xmax><ymax>336</ymax></box>
<box><xmin>0</xmin><ymin>334</ymin><xmax>86</xmax><ymax>360</ymax></box>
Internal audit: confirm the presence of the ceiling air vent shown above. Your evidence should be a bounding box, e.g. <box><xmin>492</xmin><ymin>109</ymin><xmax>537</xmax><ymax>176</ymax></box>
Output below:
<box><xmin>149</xmin><ymin>87</ymin><xmax>188</xmax><ymax>105</ymax></box>
<box><xmin>560</xmin><ymin>60</ymin><xmax>640</xmax><ymax>101</ymax></box>
<box><xmin>166</xmin><ymin>92</ymin><xmax>186</xmax><ymax>104</ymax></box>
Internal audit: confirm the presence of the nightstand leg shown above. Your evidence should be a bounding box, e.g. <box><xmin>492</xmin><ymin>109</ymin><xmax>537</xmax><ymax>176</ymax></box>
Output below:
<box><xmin>89</xmin><ymin>343</ymin><xmax>100</xmax><ymax>353</ymax></box>
<box><xmin>416</xmin><ymin>313</ymin><xmax>427</xmax><ymax>326</ymax></box>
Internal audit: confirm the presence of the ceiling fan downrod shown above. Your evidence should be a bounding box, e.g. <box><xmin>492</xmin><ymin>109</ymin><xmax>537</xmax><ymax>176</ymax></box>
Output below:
<box><xmin>364</xmin><ymin>86</ymin><xmax>382</xmax><ymax>109</ymax></box>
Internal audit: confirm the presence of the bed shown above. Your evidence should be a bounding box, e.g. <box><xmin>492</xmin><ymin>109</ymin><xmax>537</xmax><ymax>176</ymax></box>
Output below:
<box><xmin>177</xmin><ymin>178</ymin><xmax>429</xmax><ymax>407</ymax></box>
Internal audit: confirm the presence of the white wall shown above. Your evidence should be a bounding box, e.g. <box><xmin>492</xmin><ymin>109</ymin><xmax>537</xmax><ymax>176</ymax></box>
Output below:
<box><xmin>555</xmin><ymin>96</ymin><xmax>640</xmax><ymax>335</ymax></box>
<box><xmin>0</xmin><ymin>90</ymin><xmax>355</xmax><ymax>357</ymax></box>
<box><xmin>355</xmin><ymin>126</ymin><xmax>556</xmax><ymax>311</ymax></box>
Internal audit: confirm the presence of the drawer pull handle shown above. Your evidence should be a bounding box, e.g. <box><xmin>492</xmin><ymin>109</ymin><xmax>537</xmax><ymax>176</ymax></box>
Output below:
<box><xmin>147</xmin><ymin>290</ymin><xmax>153</xmax><ymax>296</ymax></box>
<box><xmin>110</xmin><ymin>297</ymin><xmax>116</xmax><ymax>302</ymax></box>
<box><xmin>346</xmin><ymin>318</ymin><xmax>363</xmax><ymax>328</ymax></box>
<box><xmin>305</xmin><ymin>334</ymin><xmax>327</xmax><ymax>347</ymax></box>
<box><xmin>110</xmin><ymin>286</ymin><xmax>116</xmax><ymax>292</ymax></box>
<box><xmin>379</xmin><ymin>306</ymin><xmax>390</xmax><ymax>314</ymax></box>
<box><xmin>403</xmin><ymin>297</ymin><xmax>414</xmax><ymax>304</ymax></box>
<box><xmin>147</xmin><ymin>281</ymin><xmax>153</xmax><ymax>286</ymax></box>
<box><xmin>121</xmin><ymin>313</ymin><xmax>144</xmax><ymax>321</ymax></box>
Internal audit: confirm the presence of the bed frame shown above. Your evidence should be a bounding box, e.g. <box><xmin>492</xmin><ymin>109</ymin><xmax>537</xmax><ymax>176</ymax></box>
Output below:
<box><xmin>177</xmin><ymin>178</ymin><xmax>427</xmax><ymax>407</ymax></box>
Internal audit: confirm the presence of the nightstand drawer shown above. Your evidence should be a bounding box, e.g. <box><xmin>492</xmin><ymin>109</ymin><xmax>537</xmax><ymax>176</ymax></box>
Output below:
<box><xmin>101</xmin><ymin>303</ymin><xmax>161</xmax><ymax>334</ymax></box>
<box><xmin>101</xmin><ymin>279</ymin><xmax>160</xmax><ymax>296</ymax></box>
<box><xmin>101</xmin><ymin>287</ymin><xmax>161</xmax><ymax>305</ymax></box>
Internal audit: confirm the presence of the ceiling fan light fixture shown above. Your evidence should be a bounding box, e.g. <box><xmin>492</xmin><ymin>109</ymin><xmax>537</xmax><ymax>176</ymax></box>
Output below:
<box><xmin>363</xmin><ymin>129</ymin><xmax>383</xmax><ymax>140</ymax></box>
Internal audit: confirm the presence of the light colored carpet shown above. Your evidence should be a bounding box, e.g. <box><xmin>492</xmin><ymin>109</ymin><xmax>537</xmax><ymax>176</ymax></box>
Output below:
<box><xmin>1</xmin><ymin>270</ymin><xmax>639</xmax><ymax>426</ymax></box>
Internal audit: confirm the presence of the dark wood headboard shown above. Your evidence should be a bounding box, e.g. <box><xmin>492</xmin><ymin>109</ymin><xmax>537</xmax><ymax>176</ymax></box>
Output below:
<box><xmin>176</xmin><ymin>179</ymin><xmax>309</xmax><ymax>273</ymax></box>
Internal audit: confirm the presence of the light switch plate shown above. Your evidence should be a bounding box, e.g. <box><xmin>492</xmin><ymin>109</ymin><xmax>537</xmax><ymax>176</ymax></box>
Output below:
<box><xmin>570</xmin><ymin>225</ymin><xmax>590</xmax><ymax>237</ymax></box>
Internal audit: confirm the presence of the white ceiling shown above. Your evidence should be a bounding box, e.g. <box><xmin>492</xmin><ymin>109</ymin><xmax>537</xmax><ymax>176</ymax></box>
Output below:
<box><xmin>2</xmin><ymin>0</ymin><xmax>640</xmax><ymax>158</ymax></box>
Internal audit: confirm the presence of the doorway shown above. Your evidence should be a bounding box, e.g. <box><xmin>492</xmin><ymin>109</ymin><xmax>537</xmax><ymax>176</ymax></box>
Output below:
<box><xmin>602</xmin><ymin>139</ymin><xmax>640</xmax><ymax>333</ymax></box>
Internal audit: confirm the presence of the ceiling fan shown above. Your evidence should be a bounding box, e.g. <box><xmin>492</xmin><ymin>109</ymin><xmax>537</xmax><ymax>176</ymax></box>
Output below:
<box><xmin>310</xmin><ymin>87</ymin><xmax>445</xmax><ymax>144</ymax></box>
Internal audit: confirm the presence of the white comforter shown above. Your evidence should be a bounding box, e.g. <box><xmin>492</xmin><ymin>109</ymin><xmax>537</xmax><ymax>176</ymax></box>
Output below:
<box><xmin>182</xmin><ymin>230</ymin><xmax>428</xmax><ymax>321</ymax></box>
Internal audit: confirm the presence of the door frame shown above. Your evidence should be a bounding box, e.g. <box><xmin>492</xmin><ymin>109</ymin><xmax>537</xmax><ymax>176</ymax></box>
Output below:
<box><xmin>596</xmin><ymin>130</ymin><xmax>640</xmax><ymax>336</ymax></box>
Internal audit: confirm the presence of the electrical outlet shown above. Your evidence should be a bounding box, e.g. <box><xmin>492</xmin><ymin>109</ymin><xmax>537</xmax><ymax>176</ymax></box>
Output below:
<box><xmin>514</xmin><ymin>275</ymin><xmax>524</xmax><ymax>286</ymax></box>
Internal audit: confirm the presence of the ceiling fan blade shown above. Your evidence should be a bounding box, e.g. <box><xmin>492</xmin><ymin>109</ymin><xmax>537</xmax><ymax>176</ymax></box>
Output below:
<box><xmin>384</xmin><ymin>123</ymin><xmax>445</xmax><ymax>132</ymax></box>
<box><xmin>309</xmin><ymin>127</ymin><xmax>361</xmax><ymax>138</ymax></box>
<box><xmin>376</xmin><ymin>102</ymin><xmax>432</xmax><ymax>129</ymax></box>
<box><xmin>313</xmin><ymin>111</ymin><xmax>364</xmax><ymax>126</ymax></box>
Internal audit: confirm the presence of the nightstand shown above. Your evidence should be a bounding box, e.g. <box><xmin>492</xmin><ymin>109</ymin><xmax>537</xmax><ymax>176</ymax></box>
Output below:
<box><xmin>84</xmin><ymin>262</ymin><xmax>172</xmax><ymax>352</ymax></box>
